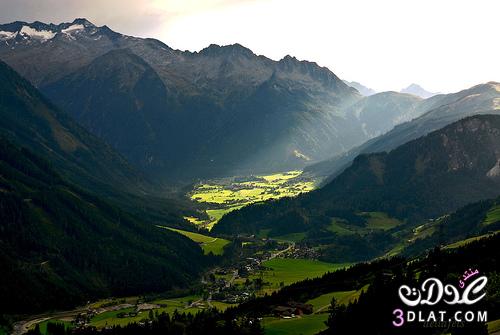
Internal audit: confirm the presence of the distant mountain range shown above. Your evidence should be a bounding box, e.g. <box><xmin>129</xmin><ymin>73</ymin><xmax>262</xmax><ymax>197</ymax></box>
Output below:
<box><xmin>0</xmin><ymin>19</ymin><xmax>442</xmax><ymax>182</ymax></box>
<box><xmin>307</xmin><ymin>81</ymin><xmax>500</xmax><ymax>181</ymax></box>
<box><xmin>343</xmin><ymin>80</ymin><xmax>377</xmax><ymax>96</ymax></box>
<box><xmin>400</xmin><ymin>83</ymin><xmax>438</xmax><ymax>98</ymax></box>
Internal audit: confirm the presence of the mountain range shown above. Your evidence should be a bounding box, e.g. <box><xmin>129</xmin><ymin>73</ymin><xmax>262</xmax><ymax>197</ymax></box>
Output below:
<box><xmin>0</xmin><ymin>17</ymin><xmax>499</xmax><ymax>329</ymax></box>
<box><xmin>0</xmin><ymin>19</ymin><xmax>444</xmax><ymax>182</ymax></box>
<box><xmin>307</xmin><ymin>81</ymin><xmax>500</xmax><ymax>181</ymax></box>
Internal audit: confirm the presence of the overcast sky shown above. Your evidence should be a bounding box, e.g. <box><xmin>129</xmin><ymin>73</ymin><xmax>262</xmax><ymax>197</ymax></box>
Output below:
<box><xmin>1</xmin><ymin>0</ymin><xmax>498</xmax><ymax>93</ymax></box>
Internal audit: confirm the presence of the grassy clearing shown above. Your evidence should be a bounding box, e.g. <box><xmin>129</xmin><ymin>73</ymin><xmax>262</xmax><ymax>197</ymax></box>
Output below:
<box><xmin>307</xmin><ymin>291</ymin><xmax>354</xmax><ymax>310</ymax></box>
<box><xmin>306</xmin><ymin>285</ymin><xmax>369</xmax><ymax>311</ymax></box>
<box><xmin>188</xmin><ymin>170</ymin><xmax>315</xmax><ymax>230</ymax></box>
<box><xmin>252</xmin><ymin>259</ymin><xmax>350</xmax><ymax>289</ymax></box>
<box><xmin>327</xmin><ymin>212</ymin><xmax>402</xmax><ymax>237</ymax></box>
<box><xmin>184</xmin><ymin>216</ymin><xmax>205</xmax><ymax>226</ymax></box>
<box><xmin>263</xmin><ymin>314</ymin><xmax>329</xmax><ymax>335</ymax></box>
<box><xmin>159</xmin><ymin>226</ymin><xmax>230</xmax><ymax>255</ymax></box>
<box><xmin>89</xmin><ymin>308</ymin><xmax>143</xmax><ymax>328</ymax></box>
<box><xmin>327</xmin><ymin>219</ymin><xmax>356</xmax><ymax>235</ymax></box>
<box><xmin>488</xmin><ymin>318</ymin><xmax>500</xmax><ymax>333</ymax></box>
<box><xmin>443</xmin><ymin>232</ymin><xmax>499</xmax><ymax>249</ymax></box>
<box><xmin>89</xmin><ymin>295</ymin><xmax>205</xmax><ymax>328</ymax></box>
<box><xmin>410</xmin><ymin>222</ymin><xmax>437</xmax><ymax>242</ymax></box>
<box><xmin>263</xmin><ymin>286</ymin><xmax>368</xmax><ymax>335</ymax></box>
<box><xmin>273</xmin><ymin>232</ymin><xmax>307</xmax><ymax>242</ymax></box>
<box><xmin>31</xmin><ymin>320</ymin><xmax>73</xmax><ymax>335</ymax></box>
<box><xmin>362</xmin><ymin>212</ymin><xmax>402</xmax><ymax>230</ymax></box>
<box><xmin>483</xmin><ymin>205</ymin><xmax>500</xmax><ymax>225</ymax></box>
<box><xmin>210</xmin><ymin>301</ymin><xmax>237</xmax><ymax>311</ymax></box>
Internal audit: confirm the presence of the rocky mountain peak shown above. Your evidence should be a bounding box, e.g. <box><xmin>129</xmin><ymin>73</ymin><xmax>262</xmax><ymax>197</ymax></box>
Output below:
<box><xmin>199</xmin><ymin>43</ymin><xmax>255</xmax><ymax>58</ymax></box>
<box><xmin>72</xmin><ymin>18</ymin><xmax>96</xmax><ymax>27</ymax></box>
<box><xmin>277</xmin><ymin>55</ymin><xmax>353</xmax><ymax>92</ymax></box>
<box><xmin>0</xmin><ymin>18</ymin><xmax>121</xmax><ymax>45</ymax></box>
<box><xmin>400</xmin><ymin>83</ymin><xmax>438</xmax><ymax>99</ymax></box>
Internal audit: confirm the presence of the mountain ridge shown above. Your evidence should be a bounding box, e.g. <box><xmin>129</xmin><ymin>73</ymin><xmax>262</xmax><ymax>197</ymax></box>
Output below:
<box><xmin>306</xmin><ymin>81</ymin><xmax>500</xmax><ymax>181</ymax></box>
<box><xmin>214</xmin><ymin>115</ymin><xmax>500</xmax><ymax>260</ymax></box>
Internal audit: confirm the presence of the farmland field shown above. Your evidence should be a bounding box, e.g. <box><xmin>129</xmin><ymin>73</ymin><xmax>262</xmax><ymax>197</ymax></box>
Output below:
<box><xmin>158</xmin><ymin>226</ymin><xmax>230</xmax><ymax>255</ymax></box>
<box><xmin>186</xmin><ymin>170</ymin><xmax>316</xmax><ymax>230</ymax></box>
<box><xmin>251</xmin><ymin>259</ymin><xmax>350</xmax><ymax>290</ymax></box>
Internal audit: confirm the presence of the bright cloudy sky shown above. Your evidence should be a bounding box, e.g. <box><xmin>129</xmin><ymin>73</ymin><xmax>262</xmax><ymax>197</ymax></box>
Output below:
<box><xmin>1</xmin><ymin>0</ymin><xmax>499</xmax><ymax>93</ymax></box>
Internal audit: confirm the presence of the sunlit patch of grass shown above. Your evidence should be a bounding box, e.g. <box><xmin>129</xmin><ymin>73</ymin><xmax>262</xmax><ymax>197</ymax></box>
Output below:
<box><xmin>487</xmin><ymin>319</ymin><xmax>500</xmax><ymax>334</ymax></box>
<box><xmin>158</xmin><ymin>226</ymin><xmax>230</xmax><ymax>255</ymax></box>
<box><xmin>483</xmin><ymin>205</ymin><xmax>500</xmax><ymax>225</ymax></box>
<box><xmin>187</xmin><ymin>170</ymin><xmax>316</xmax><ymax>230</ymax></box>
<box><xmin>443</xmin><ymin>232</ymin><xmax>499</xmax><ymax>249</ymax></box>
<box><xmin>30</xmin><ymin>320</ymin><xmax>73</xmax><ymax>335</ymax></box>
<box><xmin>262</xmin><ymin>313</ymin><xmax>329</xmax><ymax>335</ymax></box>
<box><xmin>184</xmin><ymin>216</ymin><xmax>205</xmax><ymax>226</ymax></box>
<box><xmin>251</xmin><ymin>259</ymin><xmax>350</xmax><ymax>290</ymax></box>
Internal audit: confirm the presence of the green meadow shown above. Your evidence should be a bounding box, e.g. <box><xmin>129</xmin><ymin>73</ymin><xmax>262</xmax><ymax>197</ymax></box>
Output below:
<box><xmin>159</xmin><ymin>226</ymin><xmax>230</xmax><ymax>255</ymax></box>
<box><xmin>186</xmin><ymin>170</ymin><xmax>315</xmax><ymax>230</ymax></box>
<box><xmin>252</xmin><ymin>259</ymin><xmax>350</xmax><ymax>289</ymax></box>
<box><xmin>31</xmin><ymin>320</ymin><xmax>73</xmax><ymax>335</ymax></box>
<box><xmin>328</xmin><ymin>212</ymin><xmax>403</xmax><ymax>236</ymax></box>
<box><xmin>263</xmin><ymin>314</ymin><xmax>329</xmax><ymax>335</ymax></box>
<box><xmin>263</xmin><ymin>286</ymin><xmax>368</xmax><ymax>335</ymax></box>
<box><xmin>443</xmin><ymin>231</ymin><xmax>499</xmax><ymax>249</ymax></box>
<box><xmin>483</xmin><ymin>204</ymin><xmax>500</xmax><ymax>225</ymax></box>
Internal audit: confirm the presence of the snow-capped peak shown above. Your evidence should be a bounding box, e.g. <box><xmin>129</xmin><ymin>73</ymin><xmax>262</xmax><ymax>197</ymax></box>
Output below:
<box><xmin>62</xmin><ymin>24</ymin><xmax>84</xmax><ymax>34</ymax></box>
<box><xmin>0</xmin><ymin>30</ymin><xmax>17</xmax><ymax>40</ymax></box>
<box><xmin>19</xmin><ymin>25</ymin><xmax>55</xmax><ymax>41</ymax></box>
<box><xmin>0</xmin><ymin>19</ymin><xmax>123</xmax><ymax>46</ymax></box>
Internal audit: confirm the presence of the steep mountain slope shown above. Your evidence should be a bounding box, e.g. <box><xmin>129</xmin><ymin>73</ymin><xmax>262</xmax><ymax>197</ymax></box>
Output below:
<box><xmin>0</xmin><ymin>19</ymin><xmax>432</xmax><ymax>181</ymax></box>
<box><xmin>0</xmin><ymin>19</ymin><xmax>125</xmax><ymax>86</ymax></box>
<box><xmin>42</xmin><ymin>49</ymin><xmax>175</xmax><ymax>172</ymax></box>
<box><xmin>0</xmin><ymin>60</ymin><xmax>145</xmax><ymax>193</ymax></box>
<box><xmin>402</xmin><ymin>196</ymin><xmax>500</xmax><ymax>256</ymax></box>
<box><xmin>41</xmin><ymin>47</ymin><xmax>365</xmax><ymax>179</ymax></box>
<box><xmin>317</xmin><ymin>114</ymin><xmax>500</xmax><ymax>220</ymax></box>
<box><xmin>343</xmin><ymin>91</ymin><xmax>422</xmax><ymax>138</ymax></box>
<box><xmin>214</xmin><ymin>115</ymin><xmax>500</xmax><ymax>255</ymax></box>
<box><xmin>0</xmin><ymin>138</ymin><xmax>206</xmax><ymax>314</ymax></box>
<box><xmin>307</xmin><ymin>82</ymin><xmax>500</xmax><ymax>180</ymax></box>
<box><xmin>0</xmin><ymin>59</ymin><xmax>207</xmax><ymax>231</ymax></box>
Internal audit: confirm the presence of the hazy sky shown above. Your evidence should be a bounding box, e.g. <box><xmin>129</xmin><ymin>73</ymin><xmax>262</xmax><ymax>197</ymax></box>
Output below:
<box><xmin>1</xmin><ymin>0</ymin><xmax>499</xmax><ymax>93</ymax></box>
